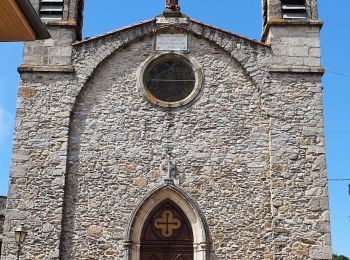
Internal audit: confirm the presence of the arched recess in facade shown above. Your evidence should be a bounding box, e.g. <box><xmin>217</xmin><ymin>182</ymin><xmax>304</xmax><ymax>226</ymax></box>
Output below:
<box><xmin>125</xmin><ymin>183</ymin><xmax>211</xmax><ymax>260</ymax></box>
<box><xmin>61</xmin><ymin>21</ymin><xmax>271</xmax><ymax>258</ymax></box>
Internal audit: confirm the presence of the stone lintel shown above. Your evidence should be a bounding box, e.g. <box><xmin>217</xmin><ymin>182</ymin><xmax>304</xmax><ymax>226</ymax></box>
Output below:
<box><xmin>262</xmin><ymin>19</ymin><xmax>323</xmax><ymax>42</ymax></box>
<box><xmin>269</xmin><ymin>65</ymin><xmax>324</xmax><ymax>75</ymax></box>
<box><xmin>18</xmin><ymin>65</ymin><xmax>75</xmax><ymax>73</ymax></box>
<box><xmin>43</xmin><ymin>19</ymin><xmax>78</xmax><ymax>28</ymax></box>
<box><xmin>43</xmin><ymin>19</ymin><xmax>81</xmax><ymax>40</ymax></box>
<box><xmin>267</xmin><ymin>19</ymin><xmax>323</xmax><ymax>27</ymax></box>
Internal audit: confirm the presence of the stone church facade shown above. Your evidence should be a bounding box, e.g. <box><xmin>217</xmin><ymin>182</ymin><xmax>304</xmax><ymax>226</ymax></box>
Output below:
<box><xmin>1</xmin><ymin>0</ymin><xmax>331</xmax><ymax>259</ymax></box>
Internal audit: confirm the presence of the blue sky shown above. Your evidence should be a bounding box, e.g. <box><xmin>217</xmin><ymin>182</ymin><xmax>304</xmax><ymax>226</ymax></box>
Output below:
<box><xmin>0</xmin><ymin>0</ymin><xmax>349</xmax><ymax>256</ymax></box>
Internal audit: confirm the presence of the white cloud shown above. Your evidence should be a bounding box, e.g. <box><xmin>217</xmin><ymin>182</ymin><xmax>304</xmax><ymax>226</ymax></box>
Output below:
<box><xmin>0</xmin><ymin>106</ymin><xmax>14</xmax><ymax>144</ymax></box>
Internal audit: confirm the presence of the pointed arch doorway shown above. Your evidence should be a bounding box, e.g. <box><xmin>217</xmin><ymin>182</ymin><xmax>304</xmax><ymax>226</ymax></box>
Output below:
<box><xmin>141</xmin><ymin>199</ymin><xmax>193</xmax><ymax>260</ymax></box>
<box><xmin>126</xmin><ymin>185</ymin><xmax>209</xmax><ymax>260</ymax></box>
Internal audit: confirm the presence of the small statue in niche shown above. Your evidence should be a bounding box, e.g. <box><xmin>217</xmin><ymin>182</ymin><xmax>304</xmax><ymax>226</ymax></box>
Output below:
<box><xmin>165</xmin><ymin>0</ymin><xmax>180</xmax><ymax>12</ymax></box>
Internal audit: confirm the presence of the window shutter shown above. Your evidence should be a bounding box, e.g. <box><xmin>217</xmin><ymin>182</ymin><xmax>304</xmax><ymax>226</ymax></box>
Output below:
<box><xmin>281</xmin><ymin>0</ymin><xmax>307</xmax><ymax>19</ymax></box>
<box><xmin>39</xmin><ymin>0</ymin><xmax>64</xmax><ymax>20</ymax></box>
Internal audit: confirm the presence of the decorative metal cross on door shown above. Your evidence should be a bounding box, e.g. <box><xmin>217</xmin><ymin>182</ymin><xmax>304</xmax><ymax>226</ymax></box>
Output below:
<box><xmin>154</xmin><ymin>210</ymin><xmax>181</xmax><ymax>237</ymax></box>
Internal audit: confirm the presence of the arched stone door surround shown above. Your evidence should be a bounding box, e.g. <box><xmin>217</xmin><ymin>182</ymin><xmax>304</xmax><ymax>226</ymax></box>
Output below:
<box><xmin>125</xmin><ymin>184</ymin><xmax>210</xmax><ymax>260</ymax></box>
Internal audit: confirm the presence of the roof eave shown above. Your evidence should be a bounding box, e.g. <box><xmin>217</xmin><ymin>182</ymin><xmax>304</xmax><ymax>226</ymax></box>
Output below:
<box><xmin>190</xmin><ymin>19</ymin><xmax>269</xmax><ymax>47</ymax></box>
<box><xmin>73</xmin><ymin>17</ymin><xmax>269</xmax><ymax>48</ymax></box>
<box><xmin>15</xmin><ymin>0</ymin><xmax>50</xmax><ymax>40</ymax></box>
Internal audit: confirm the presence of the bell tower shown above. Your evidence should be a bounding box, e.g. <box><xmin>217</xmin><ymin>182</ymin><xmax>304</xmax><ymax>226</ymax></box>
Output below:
<box><xmin>261</xmin><ymin>1</ymin><xmax>332</xmax><ymax>259</ymax></box>
<box><xmin>262</xmin><ymin>0</ymin><xmax>323</xmax><ymax>73</ymax></box>
<box><xmin>20</xmin><ymin>0</ymin><xmax>84</xmax><ymax>68</ymax></box>
<box><xmin>1</xmin><ymin>0</ymin><xmax>85</xmax><ymax>259</ymax></box>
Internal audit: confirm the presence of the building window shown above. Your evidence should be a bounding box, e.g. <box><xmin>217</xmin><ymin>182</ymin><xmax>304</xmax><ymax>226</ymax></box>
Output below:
<box><xmin>39</xmin><ymin>0</ymin><xmax>64</xmax><ymax>20</ymax></box>
<box><xmin>281</xmin><ymin>0</ymin><xmax>307</xmax><ymax>19</ymax></box>
<box><xmin>138</xmin><ymin>53</ymin><xmax>203</xmax><ymax>108</ymax></box>
<box><xmin>145</xmin><ymin>59</ymin><xmax>195</xmax><ymax>103</ymax></box>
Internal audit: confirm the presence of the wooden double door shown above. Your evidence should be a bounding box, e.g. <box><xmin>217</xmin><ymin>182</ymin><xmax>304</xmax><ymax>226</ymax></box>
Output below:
<box><xmin>140</xmin><ymin>200</ymin><xmax>193</xmax><ymax>260</ymax></box>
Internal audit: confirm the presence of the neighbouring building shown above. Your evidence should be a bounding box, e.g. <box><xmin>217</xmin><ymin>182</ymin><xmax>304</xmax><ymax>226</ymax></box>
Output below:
<box><xmin>1</xmin><ymin>0</ymin><xmax>332</xmax><ymax>259</ymax></box>
<box><xmin>0</xmin><ymin>196</ymin><xmax>6</xmax><ymax>258</ymax></box>
<box><xmin>0</xmin><ymin>0</ymin><xmax>49</xmax><ymax>41</ymax></box>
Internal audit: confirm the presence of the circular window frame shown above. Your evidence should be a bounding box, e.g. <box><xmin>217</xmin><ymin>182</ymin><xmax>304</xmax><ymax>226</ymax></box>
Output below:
<box><xmin>137</xmin><ymin>53</ymin><xmax>203</xmax><ymax>108</ymax></box>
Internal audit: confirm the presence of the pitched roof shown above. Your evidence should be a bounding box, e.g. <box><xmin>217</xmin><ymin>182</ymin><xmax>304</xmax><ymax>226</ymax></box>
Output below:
<box><xmin>73</xmin><ymin>17</ymin><xmax>268</xmax><ymax>47</ymax></box>
<box><xmin>190</xmin><ymin>19</ymin><xmax>269</xmax><ymax>47</ymax></box>
<box><xmin>73</xmin><ymin>19</ymin><xmax>155</xmax><ymax>46</ymax></box>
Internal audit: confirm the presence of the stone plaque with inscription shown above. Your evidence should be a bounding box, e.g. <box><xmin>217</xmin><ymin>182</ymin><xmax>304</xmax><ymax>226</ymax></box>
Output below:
<box><xmin>156</xmin><ymin>17</ymin><xmax>188</xmax><ymax>24</ymax></box>
<box><xmin>156</xmin><ymin>34</ymin><xmax>188</xmax><ymax>51</ymax></box>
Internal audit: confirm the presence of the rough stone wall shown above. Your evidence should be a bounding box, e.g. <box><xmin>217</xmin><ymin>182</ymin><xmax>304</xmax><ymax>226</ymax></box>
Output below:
<box><xmin>268</xmin><ymin>26</ymin><xmax>321</xmax><ymax>68</ymax></box>
<box><xmin>264</xmin><ymin>73</ymin><xmax>331</xmax><ymax>259</ymax></box>
<box><xmin>2</xmin><ymin>72</ymin><xmax>76</xmax><ymax>259</ymax></box>
<box><xmin>22</xmin><ymin>27</ymin><xmax>76</xmax><ymax>66</ymax></box>
<box><xmin>263</xmin><ymin>1</ymin><xmax>331</xmax><ymax>257</ymax></box>
<box><xmin>2</xmin><ymin>18</ymin><xmax>331</xmax><ymax>260</ymax></box>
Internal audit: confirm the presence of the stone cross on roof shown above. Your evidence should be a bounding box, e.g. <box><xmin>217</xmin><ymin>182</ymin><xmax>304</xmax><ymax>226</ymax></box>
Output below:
<box><xmin>165</xmin><ymin>0</ymin><xmax>180</xmax><ymax>12</ymax></box>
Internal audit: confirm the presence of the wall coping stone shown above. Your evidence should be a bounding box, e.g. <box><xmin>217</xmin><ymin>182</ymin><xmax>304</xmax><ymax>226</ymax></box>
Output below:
<box><xmin>18</xmin><ymin>65</ymin><xmax>75</xmax><ymax>73</ymax></box>
<box><xmin>269</xmin><ymin>65</ymin><xmax>325</xmax><ymax>74</ymax></box>
<box><xmin>43</xmin><ymin>19</ymin><xmax>78</xmax><ymax>28</ymax></box>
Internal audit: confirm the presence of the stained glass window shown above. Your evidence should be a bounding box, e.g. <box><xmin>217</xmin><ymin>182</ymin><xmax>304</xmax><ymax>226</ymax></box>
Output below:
<box><xmin>144</xmin><ymin>59</ymin><xmax>195</xmax><ymax>103</ymax></box>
